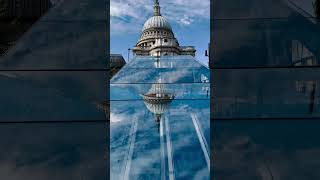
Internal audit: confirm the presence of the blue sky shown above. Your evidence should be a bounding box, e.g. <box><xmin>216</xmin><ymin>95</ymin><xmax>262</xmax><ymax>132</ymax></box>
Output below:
<box><xmin>110</xmin><ymin>0</ymin><xmax>210</xmax><ymax>66</ymax></box>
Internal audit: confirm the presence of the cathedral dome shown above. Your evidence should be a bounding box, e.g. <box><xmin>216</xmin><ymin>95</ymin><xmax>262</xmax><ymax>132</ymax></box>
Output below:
<box><xmin>132</xmin><ymin>0</ymin><xmax>196</xmax><ymax>57</ymax></box>
<box><xmin>142</xmin><ymin>15</ymin><xmax>172</xmax><ymax>31</ymax></box>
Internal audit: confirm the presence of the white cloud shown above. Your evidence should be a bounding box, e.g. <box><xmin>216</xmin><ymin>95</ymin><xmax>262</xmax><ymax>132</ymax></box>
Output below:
<box><xmin>110</xmin><ymin>0</ymin><xmax>210</xmax><ymax>34</ymax></box>
<box><xmin>110</xmin><ymin>112</ymin><xmax>126</xmax><ymax>123</ymax></box>
<box><xmin>178</xmin><ymin>15</ymin><xmax>194</xmax><ymax>25</ymax></box>
<box><xmin>110</xmin><ymin>1</ymin><xmax>141</xmax><ymax>19</ymax></box>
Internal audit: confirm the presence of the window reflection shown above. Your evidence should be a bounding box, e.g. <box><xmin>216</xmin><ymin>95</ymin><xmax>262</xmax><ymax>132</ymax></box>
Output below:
<box><xmin>292</xmin><ymin>40</ymin><xmax>317</xmax><ymax>66</ymax></box>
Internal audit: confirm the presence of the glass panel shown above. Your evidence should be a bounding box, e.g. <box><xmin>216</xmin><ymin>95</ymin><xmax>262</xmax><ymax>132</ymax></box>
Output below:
<box><xmin>0</xmin><ymin>21</ymin><xmax>107</xmax><ymax>69</ymax></box>
<box><xmin>0</xmin><ymin>71</ymin><xmax>107</xmax><ymax>121</ymax></box>
<box><xmin>211</xmin><ymin>18</ymin><xmax>320</xmax><ymax>68</ymax></box>
<box><xmin>112</xmin><ymin>56</ymin><xmax>209</xmax><ymax>83</ymax></box>
<box><xmin>112</xmin><ymin>67</ymin><xmax>209</xmax><ymax>84</ymax></box>
<box><xmin>212</xmin><ymin>68</ymin><xmax>320</xmax><ymax>119</ymax></box>
<box><xmin>111</xmin><ymin>83</ymin><xmax>209</xmax><ymax>101</ymax></box>
<box><xmin>290</xmin><ymin>0</ymin><xmax>319</xmax><ymax>17</ymax></box>
<box><xmin>40</xmin><ymin>0</ymin><xmax>107</xmax><ymax>21</ymax></box>
<box><xmin>127</xmin><ymin>55</ymin><xmax>205</xmax><ymax>68</ymax></box>
<box><xmin>212</xmin><ymin>0</ymin><xmax>320</xmax><ymax>179</ymax></box>
<box><xmin>168</xmin><ymin>100</ymin><xmax>209</xmax><ymax>180</ymax></box>
<box><xmin>110</xmin><ymin>99</ymin><xmax>210</xmax><ymax>180</ymax></box>
<box><xmin>0</xmin><ymin>122</ymin><xmax>107</xmax><ymax>180</ymax></box>
<box><xmin>213</xmin><ymin>0</ymin><xmax>317</xmax><ymax>19</ymax></box>
<box><xmin>110</xmin><ymin>55</ymin><xmax>210</xmax><ymax>179</ymax></box>
<box><xmin>212</xmin><ymin>120</ymin><xmax>320</xmax><ymax>179</ymax></box>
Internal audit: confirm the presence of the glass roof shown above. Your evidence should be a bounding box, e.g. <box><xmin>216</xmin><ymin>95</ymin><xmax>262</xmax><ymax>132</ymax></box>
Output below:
<box><xmin>110</xmin><ymin>55</ymin><xmax>210</xmax><ymax>179</ymax></box>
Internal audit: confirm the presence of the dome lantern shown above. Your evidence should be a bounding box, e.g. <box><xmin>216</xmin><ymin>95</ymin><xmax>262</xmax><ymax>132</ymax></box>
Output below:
<box><xmin>154</xmin><ymin>0</ymin><xmax>161</xmax><ymax>16</ymax></box>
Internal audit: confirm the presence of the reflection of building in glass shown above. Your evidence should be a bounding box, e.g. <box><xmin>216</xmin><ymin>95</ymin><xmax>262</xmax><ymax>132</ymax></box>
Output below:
<box><xmin>0</xmin><ymin>0</ymin><xmax>8</xmax><ymax>17</ymax></box>
<box><xmin>292</xmin><ymin>40</ymin><xmax>317</xmax><ymax>66</ymax></box>
<box><xmin>0</xmin><ymin>0</ymin><xmax>52</xmax><ymax>56</ymax></box>
<box><xmin>212</xmin><ymin>0</ymin><xmax>320</xmax><ymax>118</ymax></box>
<box><xmin>110</xmin><ymin>54</ymin><xmax>126</xmax><ymax>77</ymax></box>
<box><xmin>291</xmin><ymin>40</ymin><xmax>317</xmax><ymax>102</ymax></box>
<box><xmin>0</xmin><ymin>0</ymin><xmax>51</xmax><ymax>18</ymax></box>
<box><xmin>211</xmin><ymin>1</ymin><xmax>320</xmax><ymax>68</ymax></box>
<box><xmin>111</xmin><ymin>1</ymin><xmax>210</xmax><ymax>178</ymax></box>
<box><xmin>141</xmin><ymin>80</ymin><xmax>175</xmax><ymax>123</ymax></box>
<box><xmin>96</xmin><ymin>101</ymin><xmax>109</xmax><ymax>120</ymax></box>
<box><xmin>132</xmin><ymin>0</ymin><xmax>196</xmax><ymax>57</ymax></box>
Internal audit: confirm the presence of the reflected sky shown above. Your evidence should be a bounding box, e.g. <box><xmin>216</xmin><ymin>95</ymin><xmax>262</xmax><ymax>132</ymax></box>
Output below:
<box><xmin>112</xmin><ymin>56</ymin><xmax>209</xmax><ymax>84</ymax></box>
<box><xmin>110</xmin><ymin>55</ymin><xmax>210</xmax><ymax>179</ymax></box>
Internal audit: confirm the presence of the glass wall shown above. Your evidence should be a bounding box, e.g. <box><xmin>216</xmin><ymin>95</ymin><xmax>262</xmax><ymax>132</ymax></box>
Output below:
<box><xmin>211</xmin><ymin>0</ymin><xmax>320</xmax><ymax>179</ymax></box>
<box><xmin>0</xmin><ymin>0</ymin><xmax>108</xmax><ymax>179</ymax></box>
<box><xmin>110</xmin><ymin>56</ymin><xmax>210</xmax><ymax>179</ymax></box>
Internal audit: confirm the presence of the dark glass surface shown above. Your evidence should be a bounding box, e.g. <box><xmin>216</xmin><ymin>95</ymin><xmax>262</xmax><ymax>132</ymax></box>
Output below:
<box><xmin>212</xmin><ymin>17</ymin><xmax>320</xmax><ymax>68</ymax></box>
<box><xmin>40</xmin><ymin>0</ymin><xmax>107</xmax><ymax>21</ymax></box>
<box><xmin>212</xmin><ymin>68</ymin><xmax>320</xmax><ymax>119</ymax></box>
<box><xmin>0</xmin><ymin>71</ymin><xmax>107</xmax><ymax>121</ymax></box>
<box><xmin>212</xmin><ymin>120</ymin><xmax>320</xmax><ymax>179</ymax></box>
<box><xmin>0</xmin><ymin>21</ymin><xmax>107</xmax><ymax>69</ymax></box>
<box><xmin>0</xmin><ymin>122</ymin><xmax>107</xmax><ymax>180</ymax></box>
<box><xmin>210</xmin><ymin>1</ymin><xmax>320</xmax><ymax>68</ymax></box>
<box><xmin>290</xmin><ymin>0</ymin><xmax>319</xmax><ymax>17</ymax></box>
<box><xmin>0</xmin><ymin>0</ymin><xmax>108</xmax><ymax>179</ymax></box>
<box><xmin>0</xmin><ymin>0</ymin><xmax>108</xmax><ymax>70</ymax></box>
<box><xmin>213</xmin><ymin>0</ymin><xmax>317</xmax><ymax>19</ymax></box>
<box><xmin>211</xmin><ymin>0</ymin><xmax>320</xmax><ymax>179</ymax></box>
<box><xmin>0</xmin><ymin>0</ymin><xmax>108</xmax><ymax>120</ymax></box>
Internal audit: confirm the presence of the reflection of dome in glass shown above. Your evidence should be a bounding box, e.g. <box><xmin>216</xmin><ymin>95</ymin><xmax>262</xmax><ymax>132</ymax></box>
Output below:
<box><xmin>141</xmin><ymin>83</ymin><xmax>174</xmax><ymax>122</ymax></box>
